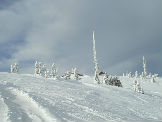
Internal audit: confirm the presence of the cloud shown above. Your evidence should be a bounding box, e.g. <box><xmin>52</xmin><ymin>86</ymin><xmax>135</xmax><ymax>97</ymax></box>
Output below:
<box><xmin>0</xmin><ymin>0</ymin><xmax>161</xmax><ymax>75</ymax></box>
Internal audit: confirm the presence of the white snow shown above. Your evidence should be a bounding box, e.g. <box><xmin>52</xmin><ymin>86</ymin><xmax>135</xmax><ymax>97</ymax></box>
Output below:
<box><xmin>0</xmin><ymin>95</ymin><xmax>10</xmax><ymax>122</ymax></box>
<box><xmin>9</xmin><ymin>88</ymin><xmax>57</xmax><ymax>122</ymax></box>
<box><xmin>0</xmin><ymin>72</ymin><xmax>162</xmax><ymax>122</ymax></box>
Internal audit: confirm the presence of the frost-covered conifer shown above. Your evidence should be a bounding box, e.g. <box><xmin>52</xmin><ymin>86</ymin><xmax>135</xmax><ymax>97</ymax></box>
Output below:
<box><xmin>141</xmin><ymin>72</ymin><xmax>144</xmax><ymax>78</ymax></box>
<box><xmin>10</xmin><ymin>63</ymin><xmax>19</xmax><ymax>73</ymax></box>
<box><xmin>40</xmin><ymin>64</ymin><xmax>47</xmax><ymax>77</ymax></box>
<box><xmin>133</xmin><ymin>80</ymin><xmax>144</xmax><ymax>94</ymax></box>
<box><xmin>64</xmin><ymin>71</ymin><xmax>71</xmax><ymax>80</ymax></box>
<box><xmin>128</xmin><ymin>72</ymin><xmax>132</xmax><ymax>78</ymax></box>
<box><xmin>45</xmin><ymin>70</ymin><xmax>50</xmax><ymax>78</ymax></box>
<box><xmin>73</xmin><ymin>68</ymin><xmax>79</xmax><ymax>80</ymax></box>
<box><xmin>50</xmin><ymin>63</ymin><xmax>57</xmax><ymax>78</ymax></box>
<box><xmin>35</xmin><ymin>61</ymin><xmax>39</xmax><ymax>74</ymax></box>
<box><xmin>153</xmin><ymin>74</ymin><xmax>158</xmax><ymax>78</ymax></box>
<box><xmin>14</xmin><ymin>63</ymin><xmax>19</xmax><ymax>73</ymax></box>
<box><xmin>135</xmin><ymin>71</ymin><xmax>138</xmax><ymax>78</ymax></box>
<box><xmin>103</xmin><ymin>72</ymin><xmax>109</xmax><ymax>84</ymax></box>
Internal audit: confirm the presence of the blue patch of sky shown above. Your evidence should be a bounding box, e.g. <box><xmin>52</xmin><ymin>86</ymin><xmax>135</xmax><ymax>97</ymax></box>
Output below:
<box><xmin>0</xmin><ymin>40</ymin><xmax>25</xmax><ymax>60</ymax></box>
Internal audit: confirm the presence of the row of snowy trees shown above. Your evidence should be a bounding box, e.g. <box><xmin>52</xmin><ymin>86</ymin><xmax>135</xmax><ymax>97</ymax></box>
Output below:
<box><xmin>123</xmin><ymin>71</ymin><xmax>158</xmax><ymax>79</ymax></box>
<box><xmin>34</xmin><ymin>61</ymin><xmax>58</xmax><ymax>79</ymax></box>
<box><xmin>123</xmin><ymin>56</ymin><xmax>158</xmax><ymax>84</ymax></box>
<box><xmin>35</xmin><ymin>61</ymin><xmax>81</xmax><ymax>80</ymax></box>
<box><xmin>10</xmin><ymin>61</ymin><xmax>82</xmax><ymax>80</ymax></box>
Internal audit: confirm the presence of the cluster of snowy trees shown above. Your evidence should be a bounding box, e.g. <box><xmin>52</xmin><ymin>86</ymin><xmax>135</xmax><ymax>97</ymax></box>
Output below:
<box><xmin>99</xmin><ymin>72</ymin><xmax>122</xmax><ymax>87</ymax></box>
<box><xmin>61</xmin><ymin>67</ymin><xmax>81</xmax><ymax>80</ymax></box>
<box><xmin>123</xmin><ymin>71</ymin><xmax>158</xmax><ymax>79</ymax></box>
<box><xmin>9</xmin><ymin>61</ymin><xmax>82</xmax><ymax>80</ymax></box>
<box><xmin>10</xmin><ymin>63</ymin><xmax>19</xmax><ymax>73</ymax></box>
<box><xmin>34</xmin><ymin>61</ymin><xmax>82</xmax><ymax>80</ymax></box>
<box><xmin>123</xmin><ymin>56</ymin><xmax>158</xmax><ymax>83</ymax></box>
<box><xmin>35</xmin><ymin>61</ymin><xmax>58</xmax><ymax>79</ymax></box>
<box><xmin>102</xmin><ymin>73</ymin><xmax>122</xmax><ymax>87</ymax></box>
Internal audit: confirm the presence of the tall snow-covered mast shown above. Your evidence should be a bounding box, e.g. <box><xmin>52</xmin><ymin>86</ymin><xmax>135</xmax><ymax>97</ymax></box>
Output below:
<box><xmin>143</xmin><ymin>56</ymin><xmax>147</xmax><ymax>77</ymax></box>
<box><xmin>92</xmin><ymin>31</ymin><xmax>100</xmax><ymax>83</ymax></box>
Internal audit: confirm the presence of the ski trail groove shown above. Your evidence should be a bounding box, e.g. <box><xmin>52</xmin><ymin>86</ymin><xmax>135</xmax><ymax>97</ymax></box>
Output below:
<box><xmin>9</xmin><ymin>87</ymin><xmax>57</xmax><ymax>122</ymax></box>
<box><xmin>0</xmin><ymin>94</ymin><xmax>10</xmax><ymax>122</ymax></box>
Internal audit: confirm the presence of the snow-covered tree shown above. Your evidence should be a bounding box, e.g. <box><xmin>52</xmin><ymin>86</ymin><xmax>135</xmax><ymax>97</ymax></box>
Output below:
<box><xmin>103</xmin><ymin>72</ymin><xmax>110</xmax><ymax>84</ymax></box>
<box><xmin>38</xmin><ymin>62</ymin><xmax>43</xmax><ymax>74</ymax></box>
<box><xmin>152</xmin><ymin>74</ymin><xmax>158</xmax><ymax>78</ymax></box>
<box><xmin>133</xmin><ymin>80</ymin><xmax>144</xmax><ymax>94</ymax></box>
<box><xmin>40</xmin><ymin>64</ymin><xmax>47</xmax><ymax>76</ymax></box>
<box><xmin>14</xmin><ymin>63</ymin><xmax>19</xmax><ymax>73</ymax></box>
<box><xmin>10</xmin><ymin>63</ymin><xmax>19</xmax><ymax>73</ymax></box>
<box><xmin>63</xmin><ymin>71</ymin><xmax>71</xmax><ymax>80</ymax></box>
<box><xmin>71</xmin><ymin>67</ymin><xmax>79</xmax><ymax>80</ymax></box>
<box><xmin>45</xmin><ymin>70</ymin><xmax>50</xmax><ymax>78</ymax></box>
<box><xmin>143</xmin><ymin>56</ymin><xmax>147</xmax><ymax>77</ymax></box>
<box><xmin>35</xmin><ymin>61</ymin><xmax>39</xmax><ymax>74</ymax></box>
<box><xmin>133</xmin><ymin>80</ymin><xmax>138</xmax><ymax>91</ymax></box>
<box><xmin>135</xmin><ymin>71</ymin><xmax>138</xmax><ymax>78</ymax></box>
<box><xmin>92</xmin><ymin>31</ymin><xmax>100</xmax><ymax>84</ymax></box>
<box><xmin>128</xmin><ymin>72</ymin><xmax>132</xmax><ymax>78</ymax></box>
<box><xmin>34</xmin><ymin>61</ymin><xmax>45</xmax><ymax>76</ymax></box>
<box><xmin>140</xmin><ymin>72</ymin><xmax>144</xmax><ymax>78</ymax></box>
<box><xmin>50</xmin><ymin>63</ymin><xmax>57</xmax><ymax>78</ymax></box>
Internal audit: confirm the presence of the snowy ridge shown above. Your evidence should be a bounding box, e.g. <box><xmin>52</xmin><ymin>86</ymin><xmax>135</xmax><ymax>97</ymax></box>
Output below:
<box><xmin>0</xmin><ymin>72</ymin><xmax>162</xmax><ymax>122</ymax></box>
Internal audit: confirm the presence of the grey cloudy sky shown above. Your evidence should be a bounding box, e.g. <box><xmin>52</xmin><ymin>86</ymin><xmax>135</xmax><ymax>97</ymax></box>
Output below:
<box><xmin>0</xmin><ymin>0</ymin><xmax>161</xmax><ymax>75</ymax></box>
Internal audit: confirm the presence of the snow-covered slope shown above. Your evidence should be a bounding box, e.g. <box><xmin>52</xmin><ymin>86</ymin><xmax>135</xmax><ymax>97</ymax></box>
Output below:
<box><xmin>0</xmin><ymin>72</ymin><xmax>162</xmax><ymax>122</ymax></box>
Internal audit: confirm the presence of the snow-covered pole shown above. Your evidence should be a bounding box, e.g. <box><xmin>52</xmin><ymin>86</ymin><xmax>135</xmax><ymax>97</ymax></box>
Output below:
<box><xmin>10</xmin><ymin>65</ymin><xmax>13</xmax><ymax>73</ymax></box>
<box><xmin>143</xmin><ymin>56</ymin><xmax>147</xmax><ymax>77</ymax></box>
<box><xmin>92</xmin><ymin>31</ymin><xmax>100</xmax><ymax>83</ymax></box>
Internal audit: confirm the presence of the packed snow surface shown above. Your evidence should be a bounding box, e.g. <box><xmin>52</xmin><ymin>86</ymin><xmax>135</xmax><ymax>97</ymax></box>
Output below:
<box><xmin>0</xmin><ymin>72</ymin><xmax>162</xmax><ymax>122</ymax></box>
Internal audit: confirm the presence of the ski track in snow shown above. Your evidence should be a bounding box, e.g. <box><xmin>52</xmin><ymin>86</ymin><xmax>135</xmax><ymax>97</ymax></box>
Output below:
<box><xmin>0</xmin><ymin>94</ymin><xmax>10</xmax><ymax>122</ymax></box>
<box><xmin>9</xmin><ymin>87</ymin><xmax>57</xmax><ymax>122</ymax></box>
